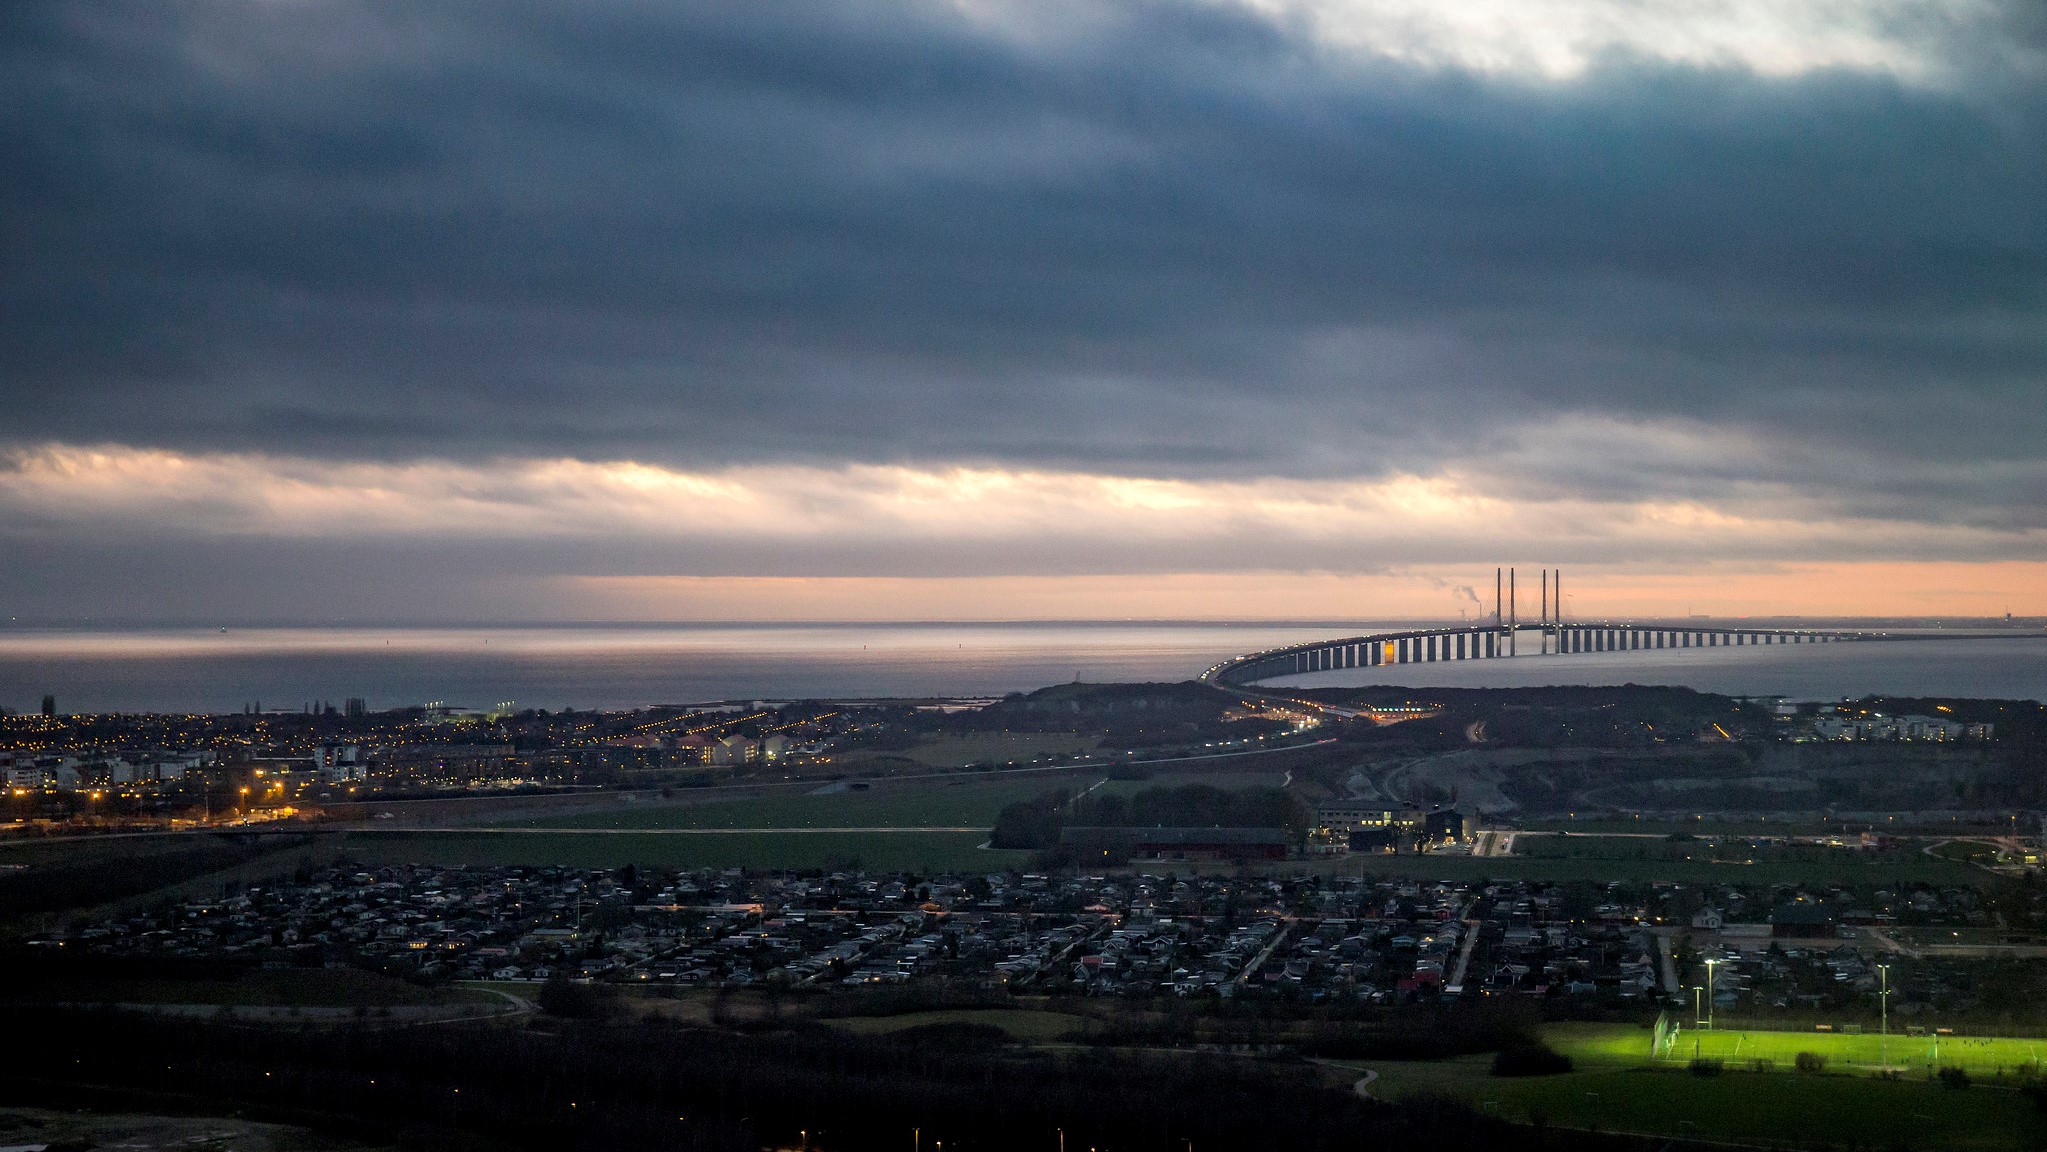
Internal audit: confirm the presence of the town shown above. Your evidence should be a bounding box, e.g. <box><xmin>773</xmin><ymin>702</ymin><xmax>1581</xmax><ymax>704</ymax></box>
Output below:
<box><xmin>0</xmin><ymin>687</ymin><xmax>2012</xmax><ymax>832</ymax></box>
<box><xmin>51</xmin><ymin>861</ymin><xmax>2033</xmax><ymax>1027</ymax></box>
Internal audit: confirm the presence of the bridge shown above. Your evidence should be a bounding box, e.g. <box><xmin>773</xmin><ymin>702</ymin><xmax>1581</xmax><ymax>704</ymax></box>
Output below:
<box><xmin>1200</xmin><ymin>620</ymin><xmax>1874</xmax><ymax>687</ymax></box>
<box><xmin>1199</xmin><ymin>566</ymin><xmax>1883</xmax><ymax>689</ymax></box>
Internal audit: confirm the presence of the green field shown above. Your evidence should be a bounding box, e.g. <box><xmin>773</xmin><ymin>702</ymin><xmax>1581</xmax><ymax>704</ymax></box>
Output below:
<box><xmin>516</xmin><ymin>776</ymin><xmax>1078</xmax><ymax>832</ymax></box>
<box><xmin>1930</xmin><ymin>839</ymin><xmax>2005</xmax><ymax>865</ymax></box>
<box><xmin>1664</xmin><ymin>1025</ymin><xmax>2047</xmax><ymax>1076</ymax></box>
<box><xmin>339</xmin><ymin>829</ymin><xmax>1033</xmax><ymax>872</ymax></box>
<box><xmin>1358</xmin><ymin>1023</ymin><xmax>2047</xmax><ymax>1150</ymax></box>
<box><xmin>881</xmin><ymin>732</ymin><xmax>1101</xmax><ymax>768</ymax></box>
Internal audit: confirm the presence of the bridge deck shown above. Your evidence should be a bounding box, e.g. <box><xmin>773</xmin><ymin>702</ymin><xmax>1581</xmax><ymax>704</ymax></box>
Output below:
<box><xmin>1204</xmin><ymin>623</ymin><xmax>1887</xmax><ymax>687</ymax></box>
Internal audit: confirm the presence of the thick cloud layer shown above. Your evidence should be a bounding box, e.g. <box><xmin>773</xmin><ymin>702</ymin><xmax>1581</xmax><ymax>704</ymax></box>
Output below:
<box><xmin>3</xmin><ymin>0</ymin><xmax>2044</xmax><ymax>618</ymax></box>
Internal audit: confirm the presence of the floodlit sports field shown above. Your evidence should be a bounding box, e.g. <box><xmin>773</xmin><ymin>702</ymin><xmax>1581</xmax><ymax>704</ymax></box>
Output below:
<box><xmin>1656</xmin><ymin>1025</ymin><xmax>2047</xmax><ymax>1076</ymax></box>
<box><xmin>1367</xmin><ymin>1024</ymin><xmax>2047</xmax><ymax>1151</ymax></box>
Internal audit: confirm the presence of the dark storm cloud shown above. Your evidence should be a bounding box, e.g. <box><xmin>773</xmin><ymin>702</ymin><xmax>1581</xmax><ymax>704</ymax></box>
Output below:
<box><xmin>2</xmin><ymin>0</ymin><xmax>2045</xmax><ymax>520</ymax></box>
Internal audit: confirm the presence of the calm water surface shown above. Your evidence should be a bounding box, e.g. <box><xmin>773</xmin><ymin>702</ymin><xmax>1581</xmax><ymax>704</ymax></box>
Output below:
<box><xmin>2</xmin><ymin>623</ymin><xmax>2042</xmax><ymax>713</ymax></box>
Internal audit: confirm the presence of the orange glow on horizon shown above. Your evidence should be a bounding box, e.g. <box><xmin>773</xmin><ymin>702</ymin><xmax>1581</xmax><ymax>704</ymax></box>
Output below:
<box><xmin>567</xmin><ymin>561</ymin><xmax>2047</xmax><ymax>622</ymax></box>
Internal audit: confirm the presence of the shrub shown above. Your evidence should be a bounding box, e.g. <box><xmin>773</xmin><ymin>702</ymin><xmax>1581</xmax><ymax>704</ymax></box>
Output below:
<box><xmin>1749</xmin><ymin>1058</ymin><xmax>1776</xmax><ymax>1073</ymax></box>
<box><xmin>1688</xmin><ymin>1058</ymin><xmax>1724</xmax><ymax>1077</ymax></box>
<box><xmin>1938</xmin><ymin>1066</ymin><xmax>1971</xmax><ymax>1090</ymax></box>
<box><xmin>1492</xmin><ymin>1042</ymin><xmax>1574</xmax><ymax>1077</ymax></box>
<box><xmin>1794</xmin><ymin>1051</ymin><xmax>1827</xmax><ymax>1074</ymax></box>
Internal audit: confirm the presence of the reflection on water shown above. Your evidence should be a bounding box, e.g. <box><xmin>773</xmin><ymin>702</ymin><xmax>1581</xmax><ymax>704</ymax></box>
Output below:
<box><xmin>3</xmin><ymin>623</ymin><xmax>2041</xmax><ymax>713</ymax></box>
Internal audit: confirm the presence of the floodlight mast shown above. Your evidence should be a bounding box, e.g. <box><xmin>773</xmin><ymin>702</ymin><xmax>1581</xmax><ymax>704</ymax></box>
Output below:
<box><xmin>1878</xmin><ymin>964</ymin><xmax>1890</xmax><ymax>1066</ymax></box>
<box><xmin>1704</xmin><ymin>958</ymin><xmax>1718</xmax><ymax>1031</ymax></box>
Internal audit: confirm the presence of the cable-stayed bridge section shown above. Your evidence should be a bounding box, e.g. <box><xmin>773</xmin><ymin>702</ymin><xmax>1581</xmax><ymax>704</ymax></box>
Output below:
<box><xmin>1199</xmin><ymin>566</ymin><xmax>1884</xmax><ymax>689</ymax></box>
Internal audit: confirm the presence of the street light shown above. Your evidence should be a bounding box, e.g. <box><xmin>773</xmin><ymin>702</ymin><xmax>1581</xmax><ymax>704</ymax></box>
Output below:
<box><xmin>1703</xmin><ymin>958</ymin><xmax>1719</xmax><ymax>1031</ymax></box>
<box><xmin>1878</xmin><ymin>963</ymin><xmax>1890</xmax><ymax>1066</ymax></box>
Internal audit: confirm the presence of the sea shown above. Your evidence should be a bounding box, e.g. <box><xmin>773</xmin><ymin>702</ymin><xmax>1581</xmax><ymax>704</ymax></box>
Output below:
<box><xmin>1</xmin><ymin>622</ymin><xmax>2044</xmax><ymax>714</ymax></box>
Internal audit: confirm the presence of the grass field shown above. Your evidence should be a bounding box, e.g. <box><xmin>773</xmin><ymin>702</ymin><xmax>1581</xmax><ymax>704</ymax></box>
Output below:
<box><xmin>516</xmin><ymin>776</ymin><xmax>1077</xmax><ymax>832</ymax></box>
<box><xmin>1358</xmin><ymin>1023</ymin><xmax>2047</xmax><ymax>1150</ymax></box>
<box><xmin>1930</xmin><ymin>839</ymin><xmax>2005</xmax><ymax>865</ymax></box>
<box><xmin>339</xmin><ymin>829</ymin><xmax>1033</xmax><ymax>872</ymax></box>
<box><xmin>1506</xmin><ymin>1064</ymin><xmax>2041</xmax><ymax>1149</ymax></box>
<box><xmin>884</xmin><ymin>733</ymin><xmax>1100</xmax><ymax>768</ymax></box>
<box><xmin>1663</xmin><ymin>1025</ymin><xmax>2047</xmax><ymax>1076</ymax></box>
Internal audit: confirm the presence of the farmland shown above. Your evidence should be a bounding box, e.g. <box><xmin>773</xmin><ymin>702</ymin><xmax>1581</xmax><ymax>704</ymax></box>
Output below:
<box><xmin>513</xmin><ymin>775</ymin><xmax>1078</xmax><ymax>831</ymax></box>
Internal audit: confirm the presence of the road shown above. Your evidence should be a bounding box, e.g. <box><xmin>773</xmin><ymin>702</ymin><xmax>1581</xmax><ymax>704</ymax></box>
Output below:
<box><xmin>1444</xmin><ymin>901</ymin><xmax>1482</xmax><ymax>991</ymax></box>
<box><xmin>1235</xmin><ymin>920</ymin><xmax>1295</xmax><ymax>986</ymax></box>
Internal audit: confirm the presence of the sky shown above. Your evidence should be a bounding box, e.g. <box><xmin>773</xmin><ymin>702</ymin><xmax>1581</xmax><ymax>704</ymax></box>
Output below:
<box><xmin>3</xmin><ymin>0</ymin><xmax>2044</xmax><ymax>622</ymax></box>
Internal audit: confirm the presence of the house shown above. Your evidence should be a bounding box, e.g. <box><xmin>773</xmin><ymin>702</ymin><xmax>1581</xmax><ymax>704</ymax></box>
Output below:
<box><xmin>1423</xmin><ymin>809</ymin><xmax>1470</xmax><ymax>843</ymax></box>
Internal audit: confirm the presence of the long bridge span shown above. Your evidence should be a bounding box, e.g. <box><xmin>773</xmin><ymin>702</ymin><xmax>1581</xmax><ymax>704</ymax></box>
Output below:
<box><xmin>1198</xmin><ymin>567</ymin><xmax>2034</xmax><ymax>690</ymax></box>
<box><xmin>1200</xmin><ymin>621</ymin><xmax>1876</xmax><ymax>688</ymax></box>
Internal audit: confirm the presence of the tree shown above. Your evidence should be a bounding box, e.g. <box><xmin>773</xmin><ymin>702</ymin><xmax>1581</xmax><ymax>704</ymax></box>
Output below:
<box><xmin>537</xmin><ymin>974</ymin><xmax>613</xmax><ymax>1019</ymax></box>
